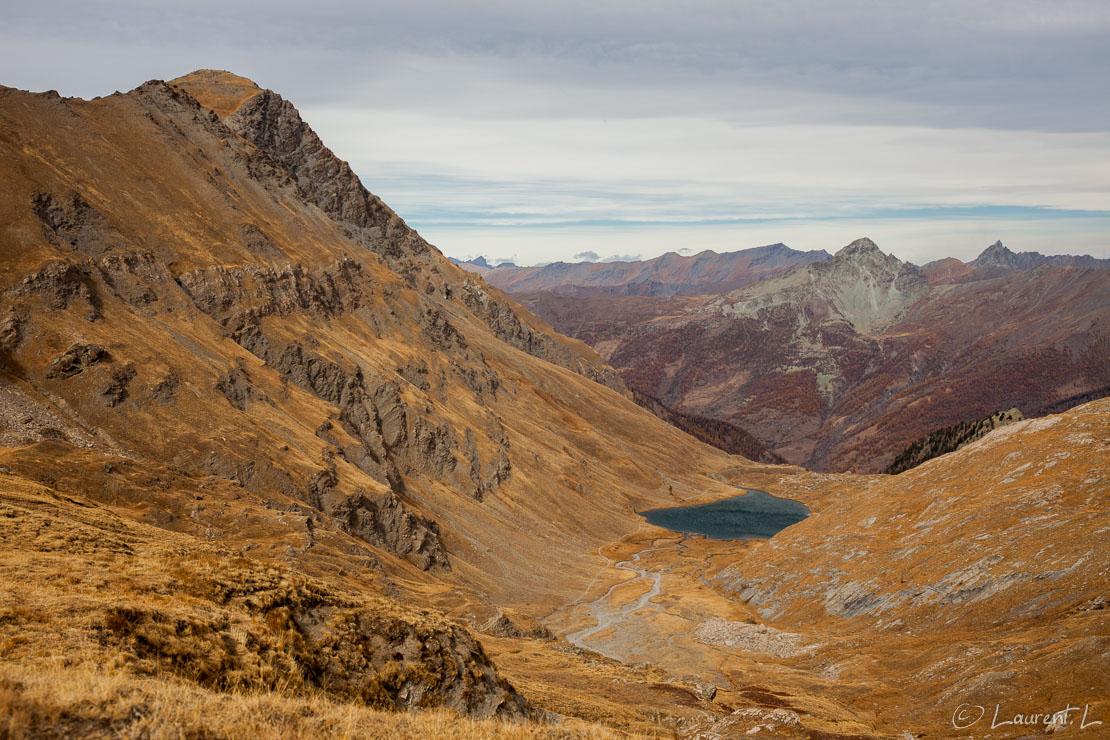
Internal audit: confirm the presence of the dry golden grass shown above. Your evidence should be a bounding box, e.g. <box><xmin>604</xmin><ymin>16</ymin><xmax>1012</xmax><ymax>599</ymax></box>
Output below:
<box><xmin>0</xmin><ymin>662</ymin><xmax>634</xmax><ymax>740</ymax></box>
<box><xmin>0</xmin><ymin>463</ymin><xmax>655</xmax><ymax>739</ymax></box>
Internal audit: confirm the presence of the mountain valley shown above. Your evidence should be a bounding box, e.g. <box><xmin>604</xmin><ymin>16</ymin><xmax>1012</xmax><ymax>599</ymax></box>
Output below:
<box><xmin>0</xmin><ymin>70</ymin><xmax>1106</xmax><ymax>739</ymax></box>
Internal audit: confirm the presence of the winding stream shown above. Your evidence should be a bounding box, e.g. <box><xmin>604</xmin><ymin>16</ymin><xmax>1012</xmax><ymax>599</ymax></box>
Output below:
<box><xmin>565</xmin><ymin>545</ymin><xmax>676</xmax><ymax>656</ymax></box>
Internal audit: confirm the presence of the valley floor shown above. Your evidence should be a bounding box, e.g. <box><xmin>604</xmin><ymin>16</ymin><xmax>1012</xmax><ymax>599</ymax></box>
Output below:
<box><xmin>3</xmin><ymin>399</ymin><xmax>1107</xmax><ymax>739</ymax></box>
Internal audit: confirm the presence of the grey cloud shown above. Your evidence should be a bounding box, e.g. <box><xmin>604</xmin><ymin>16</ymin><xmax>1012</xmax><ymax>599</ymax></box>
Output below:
<box><xmin>2</xmin><ymin>1</ymin><xmax>1107</xmax><ymax>131</ymax></box>
<box><xmin>2</xmin><ymin>0</ymin><xmax>1107</xmax><ymax>267</ymax></box>
<box><xmin>574</xmin><ymin>251</ymin><xmax>600</xmax><ymax>262</ymax></box>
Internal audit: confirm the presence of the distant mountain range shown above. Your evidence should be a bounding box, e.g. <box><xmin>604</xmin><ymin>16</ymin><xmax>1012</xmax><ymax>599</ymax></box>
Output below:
<box><xmin>517</xmin><ymin>238</ymin><xmax>1110</xmax><ymax>472</ymax></box>
<box><xmin>454</xmin><ymin>239</ymin><xmax>1110</xmax><ymax>298</ymax></box>
<box><xmin>451</xmin><ymin>243</ymin><xmax>830</xmax><ymax>296</ymax></box>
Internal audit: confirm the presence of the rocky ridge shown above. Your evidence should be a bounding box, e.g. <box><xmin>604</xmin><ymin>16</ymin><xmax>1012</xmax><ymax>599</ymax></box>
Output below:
<box><xmin>970</xmin><ymin>239</ymin><xmax>1110</xmax><ymax>271</ymax></box>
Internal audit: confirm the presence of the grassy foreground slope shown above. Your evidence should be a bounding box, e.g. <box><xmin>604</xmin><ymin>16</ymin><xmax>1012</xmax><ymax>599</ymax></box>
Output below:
<box><xmin>0</xmin><ymin>459</ymin><xmax>626</xmax><ymax>738</ymax></box>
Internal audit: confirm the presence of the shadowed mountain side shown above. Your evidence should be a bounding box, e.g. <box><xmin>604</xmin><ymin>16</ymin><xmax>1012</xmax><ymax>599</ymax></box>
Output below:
<box><xmin>631</xmin><ymin>389</ymin><xmax>785</xmax><ymax>464</ymax></box>
<box><xmin>883</xmin><ymin>407</ymin><xmax>1023</xmax><ymax>474</ymax></box>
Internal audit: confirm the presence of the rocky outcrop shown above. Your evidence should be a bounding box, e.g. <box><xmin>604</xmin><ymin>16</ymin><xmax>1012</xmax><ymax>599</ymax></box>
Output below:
<box><xmin>222</xmin><ymin>88</ymin><xmax>425</xmax><ymax>262</ymax></box>
<box><xmin>30</xmin><ymin>189</ymin><xmax>123</xmax><ymax>256</ymax></box>
<box><xmin>235</xmin><ymin>330</ymin><xmax>405</xmax><ymax>490</ymax></box>
<box><xmin>0</xmin><ymin>314</ymin><xmax>23</xmax><ymax>353</ymax></box>
<box><xmin>102</xmin><ymin>364</ymin><xmax>136</xmax><ymax>407</ymax></box>
<box><xmin>8</xmin><ymin>260</ymin><xmax>101</xmax><ymax>319</ymax></box>
<box><xmin>419</xmin><ymin>305</ymin><xmax>467</xmax><ymax>351</ymax></box>
<box><xmin>45</xmin><ymin>343</ymin><xmax>109</xmax><ymax>379</ymax></box>
<box><xmin>176</xmin><ymin>259</ymin><xmax>368</xmax><ymax>321</ymax></box>
<box><xmin>149</xmin><ymin>372</ymin><xmax>178</xmax><ymax>402</ymax></box>
<box><xmin>95</xmin><ymin>251</ymin><xmax>174</xmax><ymax>308</ymax></box>
<box><xmin>463</xmin><ymin>428</ymin><xmax>512</xmax><ymax>502</ymax></box>
<box><xmin>460</xmin><ymin>280</ymin><xmax>626</xmax><ymax>393</ymax></box>
<box><xmin>101</xmin><ymin>593</ymin><xmax>523</xmax><ymax>714</ymax></box>
<box><xmin>326</xmin><ymin>489</ymin><xmax>450</xmax><ymax>572</ymax></box>
<box><xmin>215</xmin><ymin>364</ymin><xmax>262</xmax><ymax>411</ymax></box>
<box><xmin>451</xmin><ymin>357</ymin><xmax>501</xmax><ymax>401</ymax></box>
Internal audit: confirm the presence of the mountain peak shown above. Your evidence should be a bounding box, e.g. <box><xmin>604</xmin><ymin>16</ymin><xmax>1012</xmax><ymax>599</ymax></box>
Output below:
<box><xmin>835</xmin><ymin>237</ymin><xmax>883</xmax><ymax>259</ymax></box>
<box><xmin>169</xmin><ymin>69</ymin><xmax>262</xmax><ymax>117</ymax></box>
<box><xmin>976</xmin><ymin>240</ymin><xmax>1013</xmax><ymax>260</ymax></box>
<box><xmin>968</xmin><ymin>241</ymin><xmax>1110</xmax><ymax>271</ymax></box>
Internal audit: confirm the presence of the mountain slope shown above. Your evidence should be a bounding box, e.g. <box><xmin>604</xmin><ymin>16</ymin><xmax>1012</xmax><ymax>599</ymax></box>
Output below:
<box><xmin>630</xmin><ymin>389</ymin><xmax>785</xmax><ymax>464</ymax></box>
<box><xmin>0</xmin><ymin>70</ymin><xmax>793</xmax><ymax>732</ymax></box>
<box><xmin>711</xmin><ymin>397</ymin><xmax>1110</xmax><ymax>734</ymax></box>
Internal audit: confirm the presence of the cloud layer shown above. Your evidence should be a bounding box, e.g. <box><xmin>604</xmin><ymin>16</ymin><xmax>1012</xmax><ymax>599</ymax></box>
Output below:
<box><xmin>3</xmin><ymin>1</ymin><xmax>1108</xmax><ymax>263</ymax></box>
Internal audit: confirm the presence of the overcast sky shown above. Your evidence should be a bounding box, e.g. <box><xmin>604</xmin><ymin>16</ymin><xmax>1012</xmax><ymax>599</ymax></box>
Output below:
<box><xmin>3</xmin><ymin>0</ymin><xmax>1109</xmax><ymax>264</ymax></box>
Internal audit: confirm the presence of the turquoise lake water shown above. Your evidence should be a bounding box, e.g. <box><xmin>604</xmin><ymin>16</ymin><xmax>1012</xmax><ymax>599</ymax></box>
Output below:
<box><xmin>639</xmin><ymin>489</ymin><xmax>809</xmax><ymax>540</ymax></box>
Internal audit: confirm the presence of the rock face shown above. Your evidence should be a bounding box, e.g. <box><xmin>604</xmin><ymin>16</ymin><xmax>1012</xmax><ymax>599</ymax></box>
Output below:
<box><xmin>527</xmin><ymin>237</ymin><xmax>1110</xmax><ymax>472</ymax></box>
<box><xmin>460</xmin><ymin>243</ymin><xmax>830</xmax><ymax>296</ymax></box>
<box><xmin>714</xmin><ymin>237</ymin><xmax>928</xmax><ymax>335</ymax></box>
<box><xmin>223</xmin><ymin>87</ymin><xmax>424</xmax><ymax>262</ymax></box>
<box><xmin>45</xmin><ymin>343</ymin><xmax>109</xmax><ymax>379</ymax></box>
